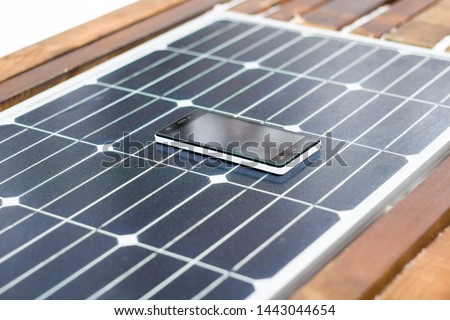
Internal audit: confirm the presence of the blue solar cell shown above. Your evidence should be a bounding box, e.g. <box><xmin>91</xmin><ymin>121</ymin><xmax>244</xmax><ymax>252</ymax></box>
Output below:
<box><xmin>301</xmin><ymin>90</ymin><xmax>376</xmax><ymax>135</ymax></box>
<box><xmin>189</xmin><ymin>23</ymin><xmax>256</xmax><ymax>54</ymax></box>
<box><xmin>97</xmin><ymin>254</ymin><xmax>185</xmax><ymax>299</ymax></box>
<box><xmin>361</xmin><ymin>55</ymin><xmax>424</xmax><ymax>91</ymax></box>
<box><xmin>19</xmin><ymin>152</ymin><xmax>116</xmax><ymax>208</ymax></box>
<box><xmin>320</xmin><ymin>152</ymin><xmax>407</xmax><ymax>210</ymax></box>
<box><xmin>138</xmin><ymin>184</ymin><xmax>243</xmax><ymax>247</ymax></box>
<box><xmin>118</xmin><ymin>53</ymin><xmax>196</xmax><ymax>90</ymax></box>
<box><xmin>103</xmin><ymin>172</ymin><xmax>209</xmax><ymax>235</ymax></box>
<box><xmin>0</xmin><ymin>142</ymin><xmax>96</xmax><ymax>197</ymax></box>
<box><xmin>15</xmin><ymin>85</ymin><xmax>105</xmax><ymax>126</ymax></box>
<box><xmin>388</xmin><ymin>107</ymin><xmax>450</xmax><ymax>155</ymax></box>
<box><xmin>237</xmin><ymin>208</ymin><xmax>339</xmax><ymax>278</ymax></box>
<box><xmin>356</xmin><ymin>100</ymin><xmax>433</xmax><ymax>150</ymax></box>
<box><xmin>243</xmin><ymin>78</ymin><xmax>321</xmax><ymax>121</ymax></box>
<box><xmin>0</xmin><ymin>127</ymin><xmax>48</xmax><ymax>162</ymax></box>
<box><xmin>59</xmin><ymin>94</ymin><xmax>154</xmax><ymax>141</ymax></box>
<box><xmin>81</xmin><ymin>100</ymin><xmax>177</xmax><ymax>145</ymax></box>
<box><xmin>286</xmin><ymin>144</ymin><xmax>377</xmax><ymax>204</ymax></box>
<box><xmin>213</xmin><ymin>27</ymin><xmax>278</xmax><ymax>59</ymax></box>
<box><xmin>283</xmin><ymin>39</ymin><xmax>348</xmax><ymax>74</ymax></box>
<box><xmin>144</xmin><ymin>58</ymin><xmax>219</xmax><ymax>96</ymax></box>
<box><xmin>261</xmin><ymin>37</ymin><xmax>323</xmax><ymax>68</ymax></box>
<box><xmin>42</xmin><ymin>157</ymin><xmax>154</xmax><ymax>218</ymax></box>
<box><xmin>74</xmin><ymin>165</ymin><xmax>183</xmax><ymax>228</ymax></box>
<box><xmin>0</xmin><ymin>207</ymin><xmax>34</xmax><ymax>233</ymax></box>
<box><xmin>387</xmin><ymin>59</ymin><xmax>450</xmax><ymax>98</ymax></box>
<box><xmin>167</xmin><ymin>62</ymin><xmax>242</xmax><ymax>100</ymax></box>
<box><xmin>169</xmin><ymin>20</ymin><xmax>235</xmax><ymax>49</ymax></box>
<box><xmin>216</xmin><ymin>72</ymin><xmax>294</xmax><ymax>113</ymax></box>
<box><xmin>0</xmin><ymin>124</ymin><xmax>24</xmax><ymax>141</ymax></box>
<box><xmin>47</xmin><ymin>246</ymin><xmax>151</xmax><ymax>299</ymax></box>
<box><xmin>234</xmin><ymin>30</ymin><xmax>300</xmax><ymax>62</ymax></box>
<box><xmin>202</xmin><ymin>277</ymin><xmax>254</xmax><ymax>300</ymax></box>
<box><xmin>334</xmin><ymin>48</ymin><xmax>398</xmax><ymax>83</ymax></box>
<box><xmin>167</xmin><ymin>190</ymin><xmax>275</xmax><ymax>258</ymax></box>
<box><xmin>415</xmin><ymin>69</ymin><xmax>450</xmax><ymax>104</ymax></box>
<box><xmin>270</xmin><ymin>83</ymin><xmax>347</xmax><ymax>125</ymax></box>
<box><xmin>331</xmin><ymin>94</ymin><xmax>403</xmax><ymax>141</ymax></box>
<box><xmin>194</xmin><ymin>69</ymin><xmax>268</xmax><ymax>108</ymax></box>
<box><xmin>202</xmin><ymin>199</ymin><xmax>308</xmax><ymax>270</ymax></box>
<box><xmin>0</xmin><ymin>135</ymin><xmax>73</xmax><ymax>186</ymax></box>
<box><xmin>152</xmin><ymin>266</ymin><xmax>221</xmax><ymax>300</ymax></box>
<box><xmin>99</xmin><ymin>51</ymin><xmax>174</xmax><ymax>85</ymax></box>
<box><xmin>308</xmin><ymin>44</ymin><xmax>373</xmax><ymax>79</ymax></box>
<box><xmin>0</xmin><ymin>232</ymin><xmax>116</xmax><ymax>299</ymax></box>
<box><xmin>0</xmin><ymin>222</ymin><xmax>89</xmax><ymax>289</ymax></box>
<box><xmin>31</xmin><ymin>88</ymin><xmax>128</xmax><ymax>132</ymax></box>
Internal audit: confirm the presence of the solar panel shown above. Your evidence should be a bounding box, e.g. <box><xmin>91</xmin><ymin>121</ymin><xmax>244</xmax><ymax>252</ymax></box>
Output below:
<box><xmin>0</xmin><ymin>10</ymin><xmax>449</xmax><ymax>299</ymax></box>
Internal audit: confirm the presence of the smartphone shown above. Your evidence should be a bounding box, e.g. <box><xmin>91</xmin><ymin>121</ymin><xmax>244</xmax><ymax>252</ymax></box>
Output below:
<box><xmin>155</xmin><ymin>109</ymin><xmax>321</xmax><ymax>175</ymax></box>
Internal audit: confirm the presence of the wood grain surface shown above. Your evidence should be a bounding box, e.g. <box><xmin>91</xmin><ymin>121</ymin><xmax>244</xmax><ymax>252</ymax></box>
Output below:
<box><xmin>379</xmin><ymin>225</ymin><xmax>450</xmax><ymax>299</ymax></box>
<box><xmin>267</xmin><ymin>0</ymin><xmax>330</xmax><ymax>21</ymax></box>
<box><xmin>0</xmin><ymin>0</ymin><xmax>226</xmax><ymax>111</ymax></box>
<box><xmin>291</xmin><ymin>155</ymin><xmax>450</xmax><ymax>299</ymax></box>
<box><xmin>352</xmin><ymin>0</ymin><xmax>438</xmax><ymax>38</ymax></box>
<box><xmin>230</xmin><ymin>0</ymin><xmax>284</xmax><ymax>14</ymax></box>
<box><xmin>0</xmin><ymin>0</ymin><xmax>186</xmax><ymax>84</ymax></box>
<box><xmin>386</xmin><ymin>0</ymin><xmax>450</xmax><ymax>47</ymax></box>
<box><xmin>301</xmin><ymin>0</ymin><xmax>394</xmax><ymax>30</ymax></box>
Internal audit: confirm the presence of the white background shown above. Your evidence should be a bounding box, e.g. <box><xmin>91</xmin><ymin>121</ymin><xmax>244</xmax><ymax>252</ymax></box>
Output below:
<box><xmin>0</xmin><ymin>0</ymin><xmax>136</xmax><ymax>57</ymax></box>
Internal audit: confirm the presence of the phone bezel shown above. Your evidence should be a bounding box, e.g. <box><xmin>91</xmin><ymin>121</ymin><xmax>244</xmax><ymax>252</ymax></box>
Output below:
<box><xmin>155</xmin><ymin>109</ymin><xmax>320</xmax><ymax>168</ymax></box>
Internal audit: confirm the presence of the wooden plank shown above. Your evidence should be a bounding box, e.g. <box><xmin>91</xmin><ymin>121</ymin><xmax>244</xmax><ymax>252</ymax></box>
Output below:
<box><xmin>229</xmin><ymin>0</ymin><xmax>283</xmax><ymax>14</ymax></box>
<box><xmin>0</xmin><ymin>0</ymin><xmax>186</xmax><ymax>84</ymax></box>
<box><xmin>301</xmin><ymin>0</ymin><xmax>393</xmax><ymax>30</ymax></box>
<box><xmin>380</xmin><ymin>225</ymin><xmax>450</xmax><ymax>299</ymax></box>
<box><xmin>268</xmin><ymin>0</ymin><xmax>330</xmax><ymax>21</ymax></box>
<box><xmin>353</xmin><ymin>0</ymin><xmax>438</xmax><ymax>38</ymax></box>
<box><xmin>0</xmin><ymin>0</ymin><xmax>224</xmax><ymax>111</ymax></box>
<box><xmin>291</xmin><ymin>155</ymin><xmax>450</xmax><ymax>299</ymax></box>
<box><xmin>386</xmin><ymin>0</ymin><xmax>450</xmax><ymax>48</ymax></box>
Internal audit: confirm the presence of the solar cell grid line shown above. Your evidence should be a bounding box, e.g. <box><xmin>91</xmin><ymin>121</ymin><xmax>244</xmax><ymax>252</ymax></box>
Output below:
<box><xmin>0</xmin><ymin>139</ymin><xmax>79</xmax><ymax>189</ymax></box>
<box><xmin>31</xmin><ymin>149</ymin><xmax>180</xmax><ymax>219</ymax></box>
<box><xmin>331</xmin><ymin>48</ymin><xmax>399</xmax><ymax>84</ymax></box>
<box><xmin>36</xmin><ymin>245</ymin><xmax>119</xmax><ymax>299</ymax></box>
<box><xmin>0</xmin><ymin>129</ymin><xmax>50</xmax><ymax>166</ymax></box>
<box><xmin>357</xmin><ymin>55</ymin><xmax>431</xmax><ymax>93</ymax></box>
<box><xmin>207</xmin><ymin>39</ymin><xmax>329</xmax><ymax>111</ymax></box>
<box><xmin>231</xmin><ymin>43</ymin><xmax>357</xmax><ymax>117</ymax></box>
<box><xmin>315</xmin><ymin>57</ymin><xmax>433</xmax><ymax>138</ymax></box>
<box><xmin>33</xmin><ymin>89</ymin><xmax>149</xmax><ymax>136</ymax></box>
<box><xmin>0</xmin><ymin>127</ymin><xmax>28</xmax><ymax>149</ymax></box>
<box><xmin>114</xmin><ymin>24</ymin><xmax>265</xmax><ymax>94</ymax></box>
<box><xmin>16</xmin><ymin>85</ymin><xmax>110</xmax><ymax>127</ymax></box>
<box><xmin>326</xmin><ymin>46</ymin><xmax>379</xmax><ymax>80</ymax></box>
<box><xmin>193</xmin><ymin>273</ymin><xmax>228</xmax><ymax>300</ymax></box>
<box><xmin>98</xmin><ymin>21</ymin><xmax>240</xmax><ymax>86</ymax></box>
<box><xmin>132</xmin><ymin>170</ymin><xmax>267</xmax><ymax>240</ymax></box>
<box><xmin>89</xmin><ymin>183</ymin><xmax>270</xmax><ymax>298</ymax></box>
<box><xmin>349</xmin><ymin>71</ymin><xmax>449</xmax><ymax>152</ymax></box>
<box><xmin>139</xmin><ymin>199</ymin><xmax>314</xmax><ymax>299</ymax></box>
<box><xmin>64</xmin><ymin>98</ymin><xmax>170</xmax><ymax>144</ymax></box>
<box><xmin>0</xmin><ymin>230</ymin><xmax>96</xmax><ymax>296</ymax></box>
<box><xmin>15</xmin><ymin>151</ymin><xmax>103</xmax><ymax>199</ymax></box>
<box><xmin>94</xmin><ymin>167</ymin><xmax>210</xmax><ymax>230</ymax></box>
<box><xmin>39</xmin><ymin>156</ymin><xmax>177</xmax><ymax>220</ymax></box>
<box><xmin>0</xmin><ymin>214</ymin><xmax>34</xmax><ymax>237</ymax></box>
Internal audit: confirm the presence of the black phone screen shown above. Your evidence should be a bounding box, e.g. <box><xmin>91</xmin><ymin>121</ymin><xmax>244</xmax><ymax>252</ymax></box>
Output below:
<box><xmin>157</xmin><ymin>110</ymin><xmax>319</xmax><ymax>166</ymax></box>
